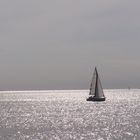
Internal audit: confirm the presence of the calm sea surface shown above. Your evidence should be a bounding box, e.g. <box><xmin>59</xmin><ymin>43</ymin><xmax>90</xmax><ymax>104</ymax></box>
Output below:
<box><xmin>0</xmin><ymin>89</ymin><xmax>140</xmax><ymax>140</ymax></box>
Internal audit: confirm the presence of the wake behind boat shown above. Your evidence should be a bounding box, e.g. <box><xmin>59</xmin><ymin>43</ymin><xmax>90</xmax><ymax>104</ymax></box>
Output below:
<box><xmin>87</xmin><ymin>67</ymin><xmax>105</xmax><ymax>101</ymax></box>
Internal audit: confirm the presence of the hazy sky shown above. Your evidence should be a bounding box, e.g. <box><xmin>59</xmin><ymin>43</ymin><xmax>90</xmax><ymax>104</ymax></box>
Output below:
<box><xmin>0</xmin><ymin>0</ymin><xmax>140</xmax><ymax>90</ymax></box>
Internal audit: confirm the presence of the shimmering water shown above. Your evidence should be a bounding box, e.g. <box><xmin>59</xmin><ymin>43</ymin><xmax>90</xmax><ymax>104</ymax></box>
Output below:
<box><xmin>0</xmin><ymin>89</ymin><xmax>140</xmax><ymax>140</ymax></box>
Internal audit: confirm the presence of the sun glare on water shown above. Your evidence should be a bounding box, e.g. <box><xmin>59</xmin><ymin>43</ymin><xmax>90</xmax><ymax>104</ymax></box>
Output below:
<box><xmin>0</xmin><ymin>89</ymin><xmax>140</xmax><ymax>140</ymax></box>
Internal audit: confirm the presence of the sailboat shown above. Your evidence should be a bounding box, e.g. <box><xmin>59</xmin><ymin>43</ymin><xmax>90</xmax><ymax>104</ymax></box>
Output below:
<box><xmin>87</xmin><ymin>67</ymin><xmax>105</xmax><ymax>101</ymax></box>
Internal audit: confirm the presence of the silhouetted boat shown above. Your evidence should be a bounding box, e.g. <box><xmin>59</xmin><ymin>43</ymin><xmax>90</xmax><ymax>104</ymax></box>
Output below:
<box><xmin>87</xmin><ymin>67</ymin><xmax>105</xmax><ymax>101</ymax></box>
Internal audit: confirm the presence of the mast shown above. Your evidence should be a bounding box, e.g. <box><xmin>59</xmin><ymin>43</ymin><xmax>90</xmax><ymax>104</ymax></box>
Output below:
<box><xmin>94</xmin><ymin>67</ymin><xmax>98</xmax><ymax>97</ymax></box>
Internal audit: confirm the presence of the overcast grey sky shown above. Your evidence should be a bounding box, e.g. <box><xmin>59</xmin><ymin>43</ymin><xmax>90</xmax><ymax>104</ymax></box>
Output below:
<box><xmin>0</xmin><ymin>0</ymin><xmax>140</xmax><ymax>90</ymax></box>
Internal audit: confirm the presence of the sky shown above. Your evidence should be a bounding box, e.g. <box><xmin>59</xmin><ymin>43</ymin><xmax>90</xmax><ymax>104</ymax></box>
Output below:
<box><xmin>0</xmin><ymin>0</ymin><xmax>140</xmax><ymax>90</ymax></box>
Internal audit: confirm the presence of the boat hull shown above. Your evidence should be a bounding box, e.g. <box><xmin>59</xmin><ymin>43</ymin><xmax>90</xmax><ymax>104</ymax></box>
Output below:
<box><xmin>86</xmin><ymin>96</ymin><xmax>105</xmax><ymax>101</ymax></box>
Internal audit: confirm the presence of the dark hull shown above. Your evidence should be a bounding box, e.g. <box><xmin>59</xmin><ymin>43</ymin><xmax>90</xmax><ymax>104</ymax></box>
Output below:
<box><xmin>86</xmin><ymin>96</ymin><xmax>105</xmax><ymax>101</ymax></box>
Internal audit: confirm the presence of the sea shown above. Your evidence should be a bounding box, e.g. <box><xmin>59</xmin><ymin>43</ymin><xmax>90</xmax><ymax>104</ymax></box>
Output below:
<box><xmin>0</xmin><ymin>89</ymin><xmax>140</xmax><ymax>140</ymax></box>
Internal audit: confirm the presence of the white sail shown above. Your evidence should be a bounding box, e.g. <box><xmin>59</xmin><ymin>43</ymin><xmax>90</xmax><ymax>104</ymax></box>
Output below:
<box><xmin>89</xmin><ymin>68</ymin><xmax>96</xmax><ymax>95</ymax></box>
<box><xmin>95</xmin><ymin>72</ymin><xmax>105</xmax><ymax>98</ymax></box>
<box><xmin>89</xmin><ymin>67</ymin><xmax>105</xmax><ymax>98</ymax></box>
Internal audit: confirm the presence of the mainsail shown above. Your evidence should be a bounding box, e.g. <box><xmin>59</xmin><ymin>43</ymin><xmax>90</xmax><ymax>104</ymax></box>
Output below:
<box><xmin>89</xmin><ymin>68</ymin><xmax>96</xmax><ymax>96</ymax></box>
<box><xmin>89</xmin><ymin>67</ymin><xmax>105</xmax><ymax>99</ymax></box>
